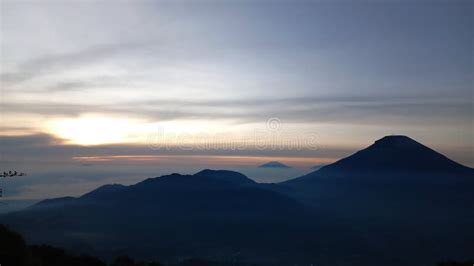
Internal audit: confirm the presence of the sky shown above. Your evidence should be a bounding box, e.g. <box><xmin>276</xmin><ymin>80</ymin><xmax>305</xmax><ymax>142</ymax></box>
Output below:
<box><xmin>0</xmin><ymin>0</ymin><xmax>472</xmax><ymax>200</ymax></box>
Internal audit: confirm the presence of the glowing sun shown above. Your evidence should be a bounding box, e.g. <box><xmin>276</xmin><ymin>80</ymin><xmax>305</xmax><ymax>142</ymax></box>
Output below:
<box><xmin>48</xmin><ymin>115</ymin><xmax>143</xmax><ymax>145</ymax></box>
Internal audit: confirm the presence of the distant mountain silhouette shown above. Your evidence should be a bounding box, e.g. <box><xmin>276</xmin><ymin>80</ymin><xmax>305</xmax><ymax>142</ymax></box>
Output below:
<box><xmin>258</xmin><ymin>161</ymin><xmax>291</xmax><ymax>168</ymax></box>
<box><xmin>2</xmin><ymin>136</ymin><xmax>473</xmax><ymax>266</ymax></box>
<box><xmin>3</xmin><ymin>170</ymin><xmax>318</xmax><ymax>264</ymax></box>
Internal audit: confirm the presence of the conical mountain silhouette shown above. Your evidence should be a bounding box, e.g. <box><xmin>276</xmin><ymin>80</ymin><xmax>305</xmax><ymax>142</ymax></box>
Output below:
<box><xmin>329</xmin><ymin>135</ymin><xmax>470</xmax><ymax>172</ymax></box>
<box><xmin>285</xmin><ymin>135</ymin><xmax>473</xmax><ymax>185</ymax></box>
<box><xmin>279</xmin><ymin>136</ymin><xmax>474</xmax><ymax>225</ymax></box>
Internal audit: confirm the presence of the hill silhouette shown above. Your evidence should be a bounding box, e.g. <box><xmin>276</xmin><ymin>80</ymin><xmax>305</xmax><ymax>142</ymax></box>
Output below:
<box><xmin>2</xmin><ymin>170</ymin><xmax>319</xmax><ymax>265</ymax></box>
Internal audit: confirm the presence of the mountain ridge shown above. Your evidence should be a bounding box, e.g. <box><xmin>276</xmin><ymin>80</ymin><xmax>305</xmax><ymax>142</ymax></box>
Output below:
<box><xmin>3</xmin><ymin>135</ymin><xmax>474</xmax><ymax>265</ymax></box>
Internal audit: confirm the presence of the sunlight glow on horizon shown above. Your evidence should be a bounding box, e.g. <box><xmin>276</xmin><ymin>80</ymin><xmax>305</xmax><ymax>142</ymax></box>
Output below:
<box><xmin>46</xmin><ymin>115</ymin><xmax>248</xmax><ymax>146</ymax></box>
<box><xmin>47</xmin><ymin>115</ymin><xmax>145</xmax><ymax>145</ymax></box>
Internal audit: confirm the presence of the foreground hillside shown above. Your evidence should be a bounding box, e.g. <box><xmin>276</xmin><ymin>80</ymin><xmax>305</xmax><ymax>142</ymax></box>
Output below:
<box><xmin>0</xmin><ymin>224</ymin><xmax>261</xmax><ymax>266</ymax></box>
<box><xmin>2</xmin><ymin>224</ymin><xmax>472</xmax><ymax>266</ymax></box>
<box><xmin>1</xmin><ymin>136</ymin><xmax>473</xmax><ymax>266</ymax></box>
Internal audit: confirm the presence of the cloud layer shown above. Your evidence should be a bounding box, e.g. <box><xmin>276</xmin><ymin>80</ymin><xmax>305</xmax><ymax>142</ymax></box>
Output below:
<box><xmin>1</xmin><ymin>0</ymin><xmax>472</xmax><ymax>199</ymax></box>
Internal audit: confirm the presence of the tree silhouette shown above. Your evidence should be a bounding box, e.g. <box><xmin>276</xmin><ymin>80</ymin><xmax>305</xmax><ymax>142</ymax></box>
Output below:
<box><xmin>0</xmin><ymin>224</ymin><xmax>33</xmax><ymax>266</ymax></box>
<box><xmin>0</xmin><ymin>170</ymin><xmax>26</xmax><ymax>201</ymax></box>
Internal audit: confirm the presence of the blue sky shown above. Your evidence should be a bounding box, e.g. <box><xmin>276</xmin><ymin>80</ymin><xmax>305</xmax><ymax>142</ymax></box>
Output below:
<box><xmin>0</xmin><ymin>0</ymin><xmax>472</xmax><ymax>199</ymax></box>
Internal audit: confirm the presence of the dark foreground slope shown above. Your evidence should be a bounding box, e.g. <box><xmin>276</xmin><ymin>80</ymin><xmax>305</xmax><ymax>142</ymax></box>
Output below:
<box><xmin>1</xmin><ymin>223</ymin><xmax>473</xmax><ymax>266</ymax></box>
<box><xmin>279</xmin><ymin>135</ymin><xmax>474</xmax><ymax>264</ymax></box>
